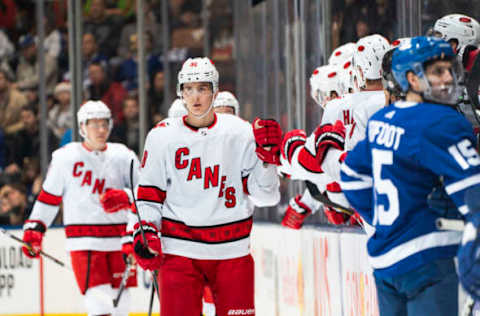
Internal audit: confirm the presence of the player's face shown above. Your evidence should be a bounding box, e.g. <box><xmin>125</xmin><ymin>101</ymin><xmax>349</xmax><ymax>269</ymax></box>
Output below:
<box><xmin>425</xmin><ymin>60</ymin><xmax>454</xmax><ymax>100</ymax></box>
<box><xmin>83</xmin><ymin>118</ymin><xmax>109</xmax><ymax>150</ymax></box>
<box><xmin>425</xmin><ymin>60</ymin><xmax>454</xmax><ymax>85</ymax></box>
<box><xmin>182</xmin><ymin>82</ymin><xmax>214</xmax><ymax>116</ymax></box>
<box><xmin>214</xmin><ymin>105</ymin><xmax>235</xmax><ymax>115</ymax></box>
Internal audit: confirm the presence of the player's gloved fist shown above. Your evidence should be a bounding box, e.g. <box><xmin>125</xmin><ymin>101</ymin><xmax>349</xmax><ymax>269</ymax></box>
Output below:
<box><xmin>324</xmin><ymin>206</ymin><xmax>348</xmax><ymax>225</ymax></box>
<box><xmin>282</xmin><ymin>194</ymin><xmax>312</xmax><ymax>229</ymax></box>
<box><xmin>132</xmin><ymin>221</ymin><xmax>162</xmax><ymax>270</ymax></box>
<box><xmin>100</xmin><ymin>189</ymin><xmax>131</xmax><ymax>213</ymax></box>
<box><xmin>348</xmin><ymin>211</ymin><xmax>363</xmax><ymax>227</ymax></box>
<box><xmin>427</xmin><ymin>185</ymin><xmax>460</xmax><ymax>219</ymax></box>
<box><xmin>281</xmin><ymin>129</ymin><xmax>306</xmax><ymax>163</ymax></box>
<box><xmin>22</xmin><ymin>220</ymin><xmax>46</xmax><ymax>258</ymax></box>
<box><xmin>252</xmin><ymin>118</ymin><xmax>282</xmax><ymax>165</ymax></box>
<box><xmin>313</xmin><ymin>120</ymin><xmax>345</xmax><ymax>164</ymax></box>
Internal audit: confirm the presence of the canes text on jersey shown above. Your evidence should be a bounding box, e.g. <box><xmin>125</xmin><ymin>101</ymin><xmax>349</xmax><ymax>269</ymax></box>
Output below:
<box><xmin>175</xmin><ymin>147</ymin><xmax>236</xmax><ymax>207</ymax></box>
<box><xmin>72</xmin><ymin>162</ymin><xmax>107</xmax><ymax>194</ymax></box>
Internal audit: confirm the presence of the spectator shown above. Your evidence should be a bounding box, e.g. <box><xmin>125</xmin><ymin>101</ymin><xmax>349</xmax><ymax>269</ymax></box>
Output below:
<box><xmin>169</xmin><ymin>0</ymin><xmax>202</xmax><ymax>29</ymax></box>
<box><xmin>43</xmin><ymin>15</ymin><xmax>63</xmax><ymax>59</ymax></box>
<box><xmin>355</xmin><ymin>16</ymin><xmax>370</xmax><ymax>41</ymax></box>
<box><xmin>48</xmin><ymin>82</ymin><xmax>73</xmax><ymax>140</ymax></box>
<box><xmin>86</xmin><ymin>62</ymin><xmax>127</xmax><ymax>124</ymax></box>
<box><xmin>110</xmin><ymin>95</ymin><xmax>140</xmax><ymax>154</ymax></box>
<box><xmin>148</xmin><ymin>69</ymin><xmax>166</xmax><ymax>117</ymax></box>
<box><xmin>0</xmin><ymin>0</ymin><xmax>17</xmax><ymax>32</ymax></box>
<box><xmin>0</xmin><ymin>68</ymin><xmax>28</xmax><ymax>134</ymax></box>
<box><xmin>81</xmin><ymin>32</ymin><xmax>109</xmax><ymax>85</ymax></box>
<box><xmin>7</xmin><ymin>104</ymin><xmax>57</xmax><ymax>171</ymax></box>
<box><xmin>0</xmin><ymin>29</ymin><xmax>14</xmax><ymax>63</ymax></box>
<box><xmin>21</xmin><ymin>157</ymin><xmax>42</xmax><ymax>204</ymax></box>
<box><xmin>15</xmin><ymin>34</ymin><xmax>58</xmax><ymax>95</ymax></box>
<box><xmin>116</xmin><ymin>31</ymin><xmax>162</xmax><ymax>92</ymax></box>
<box><xmin>0</xmin><ymin>182</ymin><xmax>32</xmax><ymax>226</ymax></box>
<box><xmin>83</xmin><ymin>0</ymin><xmax>123</xmax><ymax>58</ymax></box>
<box><xmin>85</xmin><ymin>0</ymin><xmax>136</xmax><ymax>19</ymax></box>
<box><xmin>117</xmin><ymin>0</ymin><xmax>161</xmax><ymax>59</ymax></box>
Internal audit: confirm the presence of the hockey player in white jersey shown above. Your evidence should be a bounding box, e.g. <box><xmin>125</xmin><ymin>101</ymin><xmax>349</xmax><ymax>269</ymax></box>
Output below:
<box><xmin>432</xmin><ymin>14</ymin><xmax>480</xmax><ymax>131</ymax></box>
<box><xmin>318</xmin><ymin>34</ymin><xmax>390</xmax><ymax>183</ymax></box>
<box><xmin>279</xmin><ymin>62</ymin><xmax>346</xmax><ymax>228</ymax></box>
<box><xmin>213</xmin><ymin>90</ymin><xmax>240</xmax><ymax>115</ymax></box>
<box><xmin>281</xmin><ymin>35</ymin><xmax>390</xmax><ymax>228</ymax></box>
<box><xmin>22</xmin><ymin>100</ymin><xmax>140</xmax><ymax>316</ymax></box>
<box><xmin>432</xmin><ymin>14</ymin><xmax>480</xmax><ymax>63</ymax></box>
<box><xmin>131</xmin><ymin>57</ymin><xmax>281</xmax><ymax>316</ymax></box>
<box><xmin>328</xmin><ymin>42</ymin><xmax>356</xmax><ymax>66</ymax></box>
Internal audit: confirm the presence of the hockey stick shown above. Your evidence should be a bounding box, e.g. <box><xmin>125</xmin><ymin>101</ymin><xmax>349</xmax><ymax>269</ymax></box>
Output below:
<box><xmin>113</xmin><ymin>257</ymin><xmax>133</xmax><ymax>307</ymax></box>
<box><xmin>305</xmin><ymin>181</ymin><xmax>355</xmax><ymax>216</ymax></box>
<box><xmin>305</xmin><ymin>181</ymin><xmax>365</xmax><ymax>229</ymax></box>
<box><xmin>1</xmin><ymin>227</ymin><xmax>115</xmax><ymax>305</ymax></box>
<box><xmin>129</xmin><ymin>159</ymin><xmax>160</xmax><ymax>316</ymax></box>
<box><xmin>0</xmin><ymin>227</ymin><xmax>67</xmax><ymax>268</ymax></box>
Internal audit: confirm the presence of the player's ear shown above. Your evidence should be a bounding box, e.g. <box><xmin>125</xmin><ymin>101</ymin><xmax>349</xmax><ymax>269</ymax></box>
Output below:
<box><xmin>406</xmin><ymin>71</ymin><xmax>420</xmax><ymax>91</ymax></box>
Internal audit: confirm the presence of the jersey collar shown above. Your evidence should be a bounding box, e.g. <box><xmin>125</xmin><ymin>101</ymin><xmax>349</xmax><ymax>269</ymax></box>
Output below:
<box><xmin>82</xmin><ymin>142</ymin><xmax>108</xmax><ymax>152</ymax></box>
<box><xmin>182</xmin><ymin>113</ymin><xmax>218</xmax><ymax>132</ymax></box>
<box><xmin>393</xmin><ymin>101</ymin><xmax>418</xmax><ymax>108</ymax></box>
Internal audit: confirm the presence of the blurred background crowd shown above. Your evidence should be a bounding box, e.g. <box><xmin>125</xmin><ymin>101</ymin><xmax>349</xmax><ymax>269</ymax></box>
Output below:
<box><xmin>0</xmin><ymin>0</ymin><xmax>478</xmax><ymax>227</ymax></box>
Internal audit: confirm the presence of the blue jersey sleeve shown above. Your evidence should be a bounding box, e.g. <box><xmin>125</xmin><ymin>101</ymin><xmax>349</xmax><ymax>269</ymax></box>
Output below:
<box><xmin>340</xmin><ymin>136</ymin><xmax>374</xmax><ymax>223</ymax></box>
<box><xmin>420</xmin><ymin>113</ymin><xmax>480</xmax><ymax>215</ymax></box>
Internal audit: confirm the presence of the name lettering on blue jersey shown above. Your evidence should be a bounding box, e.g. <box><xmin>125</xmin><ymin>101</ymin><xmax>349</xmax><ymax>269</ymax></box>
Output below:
<box><xmin>368</xmin><ymin>120</ymin><xmax>405</xmax><ymax>150</ymax></box>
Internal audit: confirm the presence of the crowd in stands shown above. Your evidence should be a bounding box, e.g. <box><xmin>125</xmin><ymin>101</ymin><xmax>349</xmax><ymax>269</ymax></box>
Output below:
<box><xmin>0</xmin><ymin>0</ymin><xmax>414</xmax><ymax>227</ymax></box>
<box><xmin>0</xmin><ymin>0</ymin><xmax>236</xmax><ymax>226</ymax></box>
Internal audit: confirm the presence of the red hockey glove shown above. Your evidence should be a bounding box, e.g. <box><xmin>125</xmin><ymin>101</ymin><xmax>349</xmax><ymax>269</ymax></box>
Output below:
<box><xmin>252</xmin><ymin>118</ymin><xmax>282</xmax><ymax>165</ymax></box>
<box><xmin>100</xmin><ymin>189</ymin><xmax>131</xmax><ymax>213</ymax></box>
<box><xmin>22</xmin><ymin>220</ymin><xmax>46</xmax><ymax>258</ymax></box>
<box><xmin>349</xmin><ymin>211</ymin><xmax>363</xmax><ymax>227</ymax></box>
<box><xmin>323</xmin><ymin>206</ymin><xmax>348</xmax><ymax>225</ymax></box>
<box><xmin>314</xmin><ymin>120</ymin><xmax>346</xmax><ymax>165</ymax></box>
<box><xmin>132</xmin><ymin>222</ymin><xmax>163</xmax><ymax>270</ymax></box>
<box><xmin>282</xmin><ymin>195</ymin><xmax>312</xmax><ymax>229</ymax></box>
<box><xmin>281</xmin><ymin>129</ymin><xmax>307</xmax><ymax>163</ymax></box>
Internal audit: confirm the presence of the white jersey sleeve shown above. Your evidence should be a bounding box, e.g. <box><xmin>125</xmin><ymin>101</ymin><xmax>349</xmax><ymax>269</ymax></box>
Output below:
<box><xmin>135</xmin><ymin>127</ymin><xmax>168</xmax><ymax>228</ymax></box>
<box><xmin>28</xmin><ymin>148</ymin><xmax>67</xmax><ymax>227</ymax></box>
<box><xmin>349</xmin><ymin>90</ymin><xmax>386</xmax><ymax>149</ymax></box>
<box><xmin>321</xmin><ymin>91</ymin><xmax>386</xmax><ymax>182</ymax></box>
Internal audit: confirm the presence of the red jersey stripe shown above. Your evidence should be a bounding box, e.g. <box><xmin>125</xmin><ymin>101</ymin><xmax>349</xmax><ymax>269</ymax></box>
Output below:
<box><xmin>161</xmin><ymin>217</ymin><xmax>253</xmax><ymax>244</ymax></box>
<box><xmin>65</xmin><ymin>223</ymin><xmax>127</xmax><ymax>238</ymax></box>
<box><xmin>37</xmin><ymin>190</ymin><xmax>62</xmax><ymax>206</ymax></box>
<box><xmin>137</xmin><ymin>185</ymin><xmax>166</xmax><ymax>203</ymax></box>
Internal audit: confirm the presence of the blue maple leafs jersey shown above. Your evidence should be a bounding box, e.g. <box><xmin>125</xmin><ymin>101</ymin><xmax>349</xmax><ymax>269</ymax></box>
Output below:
<box><xmin>340</xmin><ymin>101</ymin><xmax>480</xmax><ymax>277</ymax></box>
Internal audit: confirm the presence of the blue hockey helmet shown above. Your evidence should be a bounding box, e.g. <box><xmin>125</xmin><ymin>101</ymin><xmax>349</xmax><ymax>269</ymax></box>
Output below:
<box><xmin>391</xmin><ymin>36</ymin><xmax>463</xmax><ymax>105</ymax></box>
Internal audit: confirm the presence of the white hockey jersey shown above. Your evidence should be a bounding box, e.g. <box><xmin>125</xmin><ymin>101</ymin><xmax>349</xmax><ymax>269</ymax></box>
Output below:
<box><xmin>285</xmin><ymin>91</ymin><xmax>385</xmax><ymax>212</ymax></box>
<box><xmin>322</xmin><ymin>90</ymin><xmax>386</xmax><ymax>181</ymax></box>
<box><xmin>136</xmin><ymin>113</ymin><xmax>280</xmax><ymax>260</ymax></box>
<box><xmin>27</xmin><ymin>142</ymin><xmax>140</xmax><ymax>251</ymax></box>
